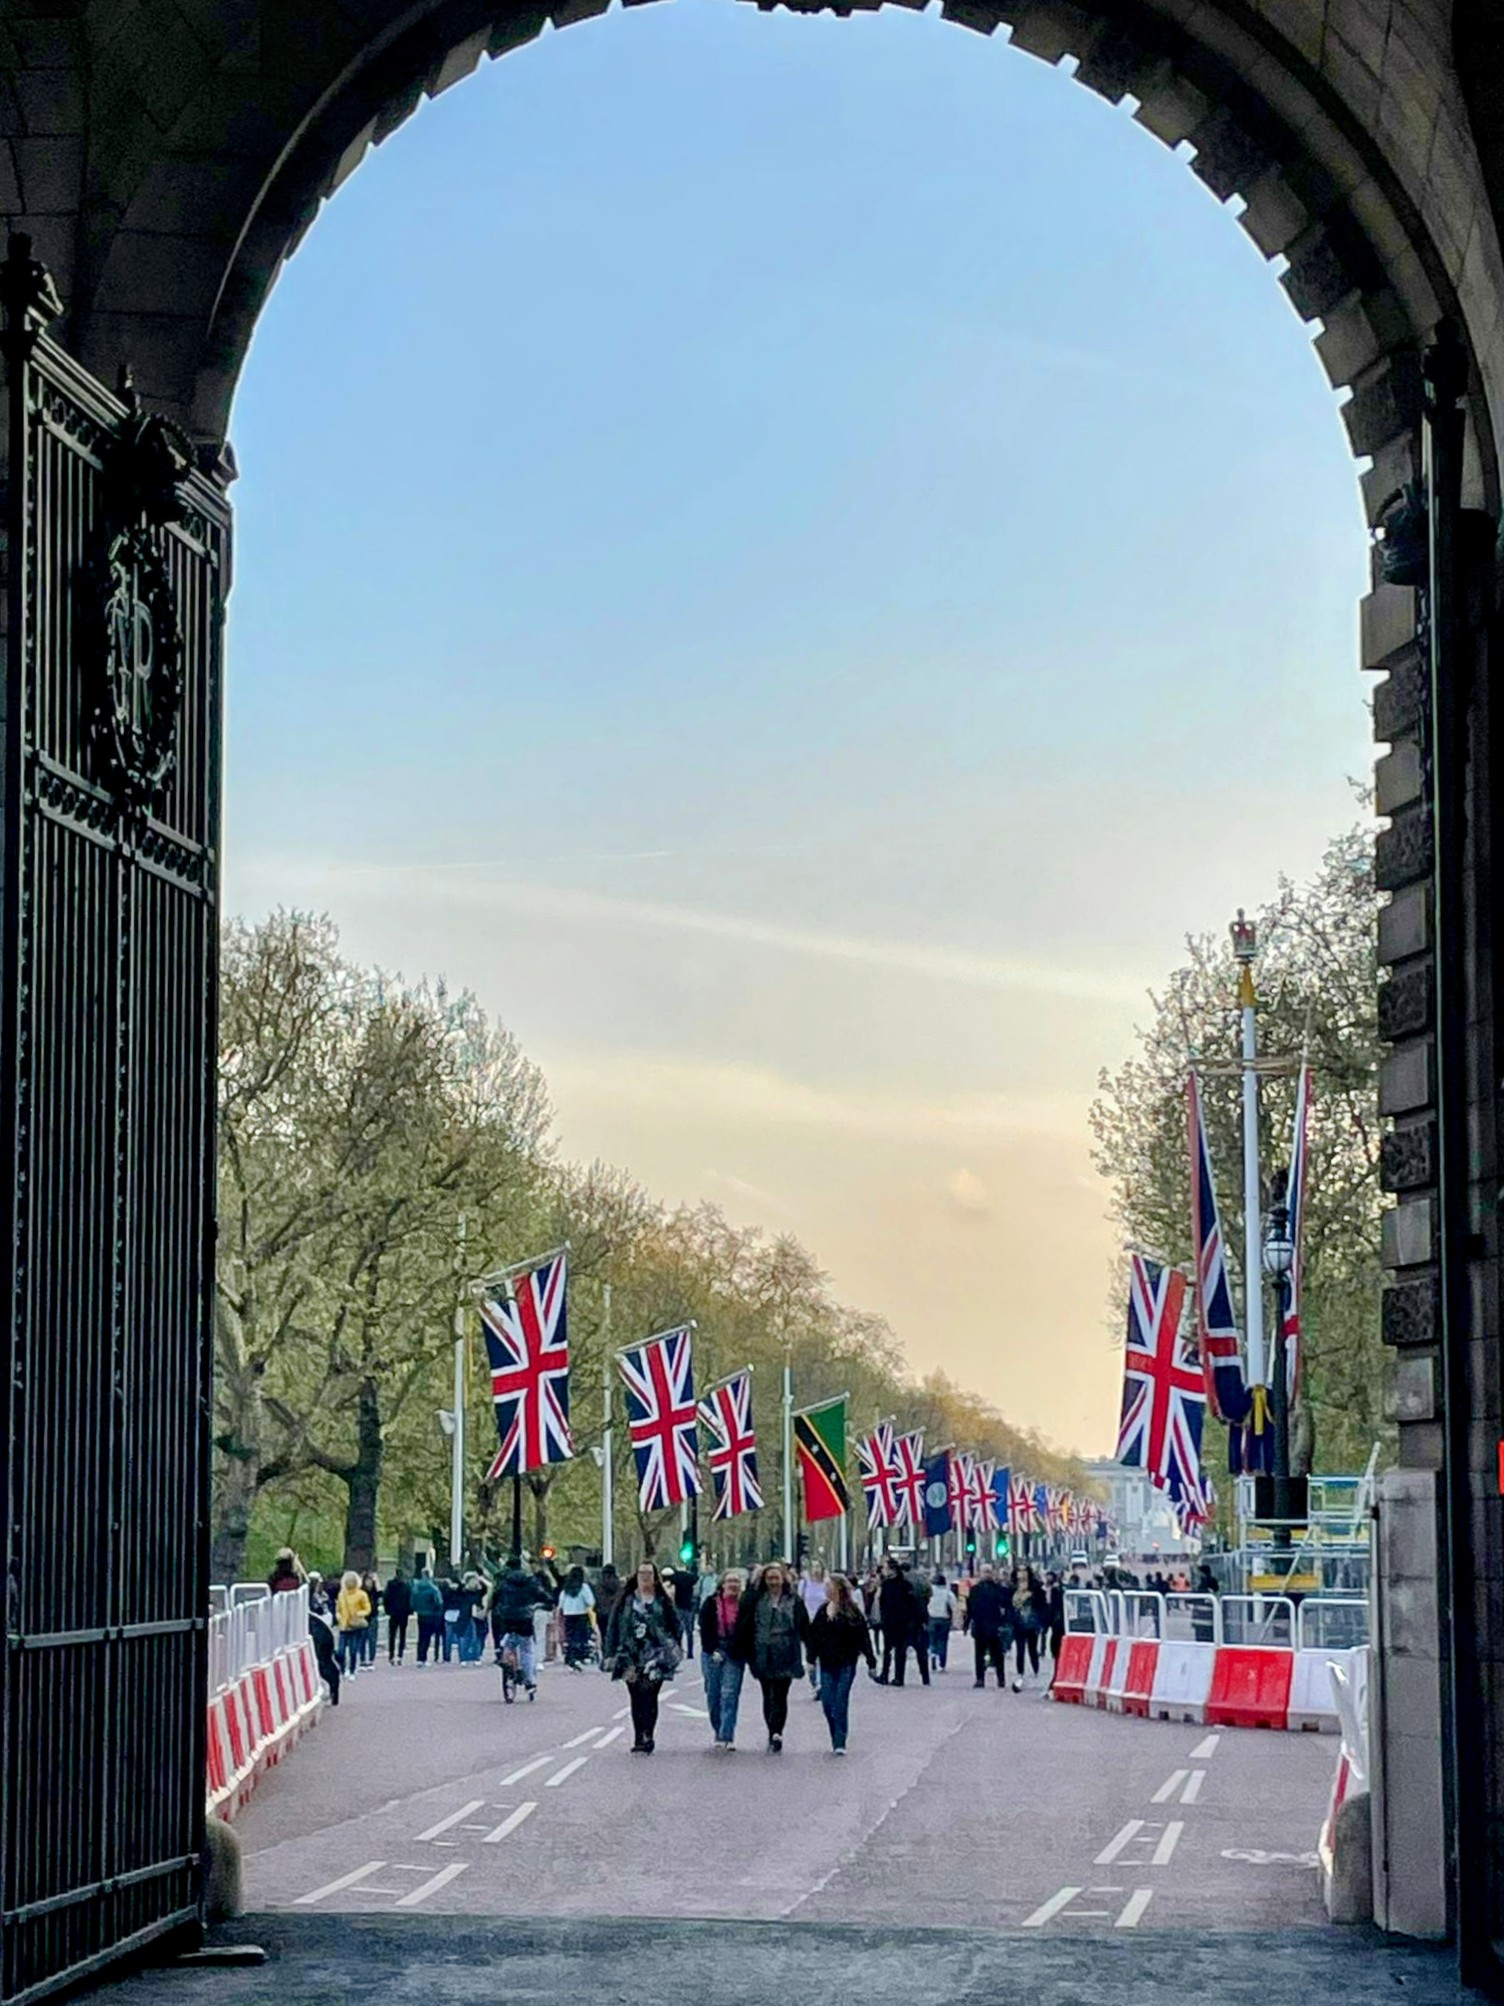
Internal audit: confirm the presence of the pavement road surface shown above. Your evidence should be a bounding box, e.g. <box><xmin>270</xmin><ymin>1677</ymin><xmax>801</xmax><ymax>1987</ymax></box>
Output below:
<box><xmin>239</xmin><ymin>1646</ymin><xmax>1334</xmax><ymax>1931</ymax></box>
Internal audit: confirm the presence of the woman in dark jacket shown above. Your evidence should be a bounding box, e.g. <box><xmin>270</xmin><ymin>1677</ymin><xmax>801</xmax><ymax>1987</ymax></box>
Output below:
<box><xmin>807</xmin><ymin>1574</ymin><xmax>876</xmax><ymax>1754</ymax></box>
<box><xmin>733</xmin><ymin>1561</ymin><xmax>811</xmax><ymax>1753</ymax></box>
<box><xmin>604</xmin><ymin>1560</ymin><xmax>681</xmax><ymax>1753</ymax></box>
<box><xmin>1010</xmin><ymin>1566</ymin><xmax>1049</xmax><ymax>1689</ymax></box>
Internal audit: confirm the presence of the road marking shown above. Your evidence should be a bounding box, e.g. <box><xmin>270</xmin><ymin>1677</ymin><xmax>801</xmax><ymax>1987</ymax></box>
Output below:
<box><xmin>1190</xmin><ymin>1733</ymin><xmax>1220</xmax><ymax>1759</ymax></box>
<box><xmin>1181</xmin><ymin>1769</ymin><xmax>1205</xmax><ymax>1804</ymax></box>
<box><xmin>1152</xmin><ymin>1770</ymin><xmax>1188</xmax><ymax>1804</ymax></box>
<box><xmin>670</xmin><ymin>1704</ymin><xmax>709</xmax><ymax>1718</ymax></box>
<box><xmin>295</xmin><ymin>1861</ymin><xmax>386</xmax><ymax>1906</ymax></box>
<box><xmin>613</xmin><ymin>1706</ymin><xmax>630</xmax><ymax>1720</ymax></box>
<box><xmin>1152</xmin><ymin>1821</ymin><xmax>1184</xmax><ymax>1867</ymax></box>
<box><xmin>596</xmin><ymin>1726</ymin><xmax>625</xmax><ymax>1748</ymax></box>
<box><xmin>561</xmin><ymin>1726</ymin><xmax>607</xmax><ymax>1749</ymax></box>
<box><xmin>414</xmin><ymin>1800</ymin><xmax>486</xmax><ymax>1842</ymax></box>
<box><xmin>482</xmin><ymin>1802</ymin><xmax>538</xmax><ymax>1845</ymax></box>
<box><xmin>497</xmin><ymin>1755</ymin><xmax>554</xmax><ymax>1787</ymax></box>
<box><xmin>394</xmin><ymin>1862</ymin><xmax>469</xmax><ymax>1907</ymax></box>
<box><xmin>546</xmin><ymin>1756</ymin><xmax>588</xmax><ymax>1788</ymax></box>
<box><xmin>1022</xmin><ymin>1887</ymin><xmax>1082</xmax><ymax>1927</ymax></box>
<box><xmin>1095</xmin><ymin>1821</ymin><xmax>1144</xmax><ymax>1865</ymax></box>
<box><xmin>1116</xmin><ymin>1889</ymin><xmax>1154</xmax><ymax>1927</ymax></box>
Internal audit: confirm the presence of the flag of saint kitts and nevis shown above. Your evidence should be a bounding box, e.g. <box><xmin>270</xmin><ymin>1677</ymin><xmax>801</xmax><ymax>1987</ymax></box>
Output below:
<box><xmin>793</xmin><ymin>1397</ymin><xmax>850</xmax><ymax>1522</ymax></box>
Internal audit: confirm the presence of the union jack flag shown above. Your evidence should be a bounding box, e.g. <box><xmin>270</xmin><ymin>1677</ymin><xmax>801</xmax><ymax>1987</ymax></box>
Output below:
<box><xmin>947</xmin><ymin>1452</ymin><xmax>973</xmax><ymax>1532</ymax></box>
<box><xmin>1188</xmin><ymin>1070</ymin><xmax>1252</xmax><ymax>1428</ymax></box>
<box><xmin>1284</xmin><ymin>1062</ymin><xmax>1311</xmax><ymax>1405</ymax></box>
<box><xmin>969</xmin><ymin>1458</ymin><xmax>999</xmax><ymax>1533</ymax></box>
<box><xmin>1009</xmin><ymin>1475</ymin><xmax>1037</xmax><ymax>1535</ymax></box>
<box><xmin>482</xmin><ymin>1252</ymin><xmax>573</xmax><ymax>1480</ymax></box>
<box><xmin>891</xmin><ymin>1431</ymin><xmax>926</xmax><ymax>1530</ymax></box>
<box><xmin>1033</xmin><ymin>1480</ymin><xmax>1052</xmax><ymax>1532</ymax></box>
<box><xmin>1116</xmin><ymin>1252</ymin><xmax>1207</xmax><ymax>1510</ymax></box>
<box><xmin>698</xmin><ymin>1369</ymin><xmax>761</xmax><ymax>1521</ymax></box>
<box><xmin>1049</xmin><ymin>1488</ymin><xmax>1071</xmax><ymax>1535</ymax></box>
<box><xmin>619</xmin><ymin>1324</ymin><xmax>702</xmax><ymax>1513</ymax></box>
<box><xmin>858</xmin><ymin>1422</ymin><xmax>901</xmax><ymax>1529</ymax></box>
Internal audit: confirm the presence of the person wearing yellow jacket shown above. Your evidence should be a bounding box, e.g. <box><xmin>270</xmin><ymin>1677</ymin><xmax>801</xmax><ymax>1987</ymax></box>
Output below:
<box><xmin>336</xmin><ymin>1570</ymin><xmax>372</xmax><ymax>1679</ymax></box>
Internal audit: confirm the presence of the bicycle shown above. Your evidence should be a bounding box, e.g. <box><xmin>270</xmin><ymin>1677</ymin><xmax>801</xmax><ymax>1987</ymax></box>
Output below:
<box><xmin>496</xmin><ymin>1631</ymin><xmax>536</xmax><ymax>1703</ymax></box>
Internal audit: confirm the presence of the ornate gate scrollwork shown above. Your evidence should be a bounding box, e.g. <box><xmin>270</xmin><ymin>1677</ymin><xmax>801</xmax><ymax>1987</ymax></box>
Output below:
<box><xmin>83</xmin><ymin>392</ymin><xmax>194</xmax><ymax>809</ymax></box>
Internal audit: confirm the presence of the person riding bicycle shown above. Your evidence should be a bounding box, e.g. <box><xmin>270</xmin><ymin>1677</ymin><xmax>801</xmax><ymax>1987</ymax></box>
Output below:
<box><xmin>487</xmin><ymin>1555</ymin><xmax>554</xmax><ymax>1699</ymax></box>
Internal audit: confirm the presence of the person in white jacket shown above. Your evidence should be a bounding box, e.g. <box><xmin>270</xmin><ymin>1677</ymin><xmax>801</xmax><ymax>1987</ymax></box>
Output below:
<box><xmin>927</xmin><ymin>1573</ymin><xmax>958</xmax><ymax>1673</ymax></box>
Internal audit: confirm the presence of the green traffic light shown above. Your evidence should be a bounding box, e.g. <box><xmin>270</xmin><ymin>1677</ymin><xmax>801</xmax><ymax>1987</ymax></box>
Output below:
<box><xmin>679</xmin><ymin>1540</ymin><xmax>694</xmax><ymax>1565</ymax></box>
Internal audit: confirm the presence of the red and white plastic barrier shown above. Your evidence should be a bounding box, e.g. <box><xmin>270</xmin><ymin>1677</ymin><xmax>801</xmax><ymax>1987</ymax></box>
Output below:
<box><xmin>207</xmin><ymin>1584</ymin><xmax>327</xmax><ymax>1821</ymax></box>
<box><xmin>1051</xmin><ymin>1636</ymin><xmax>1353</xmax><ymax>1732</ymax></box>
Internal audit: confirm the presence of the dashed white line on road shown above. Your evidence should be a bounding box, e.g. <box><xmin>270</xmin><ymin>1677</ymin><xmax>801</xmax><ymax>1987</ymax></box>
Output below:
<box><xmin>1190</xmin><ymin>1733</ymin><xmax>1220</xmax><ymax>1759</ymax></box>
<box><xmin>1152</xmin><ymin>1821</ymin><xmax>1184</xmax><ymax>1866</ymax></box>
<box><xmin>1116</xmin><ymin>1889</ymin><xmax>1154</xmax><ymax>1927</ymax></box>
<box><xmin>596</xmin><ymin>1726</ymin><xmax>625</xmax><ymax>1748</ymax></box>
<box><xmin>295</xmin><ymin>1861</ymin><xmax>386</xmax><ymax>1906</ymax></box>
<box><xmin>546</xmin><ymin>1756</ymin><xmax>589</xmax><ymax>1788</ymax></box>
<box><xmin>1095</xmin><ymin>1821</ymin><xmax>1144</xmax><ymax>1866</ymax></box>
<box><xmin>1181</xmin><ymin>1770</ymin><xmax>1205</xmax><ymax>1804</ymax></box>
<box><xmin>1152</xmin><ymin>1770</ymin><xmax>1188</xmax><ymax>1804</ymax></box>
<box><xmin>670</xmin><ymin>1704</ymin><xmax>709</xmax><ymax>1718</ymax></box>
<box><xmin>561</xmin><ymin>1726</ymin><xmax>607</xmax><ymax>1749</ymax></box>
<box><xmin>497</xmin><ymin>1755</ymin><xmax>554</xmax><ymax>1787</ymax></box>
<box><xmin>1022</xmin><ymin>1887</ymin><xmax>1081</xmax><ymax>1927</ymax></box>
<box><xmin>414</xmin><ymin>1800</ymin><xmax>486</xmax><ymax>1843</ymax></box>
<box><xmin>481</xmin><ymin>1803</ymin><xmax>537</xmax><ymax>1844</ymax></box>
<box><xmin>394</xmin><ymin>1862</ymin><xmax>469</xmax><ymax>1907</ymax></box>
<box><xmin>612</xmin><ymin>1706</ymin><xmax>630</xmax><ymax>1721</ymax></box>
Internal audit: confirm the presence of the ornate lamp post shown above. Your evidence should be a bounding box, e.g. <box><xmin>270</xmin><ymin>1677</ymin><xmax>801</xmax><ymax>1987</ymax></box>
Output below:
<box><xmin>1261</xmin><ymin>1170</ymin><xmax>1295</xmax><ymax>1548</ymax></box>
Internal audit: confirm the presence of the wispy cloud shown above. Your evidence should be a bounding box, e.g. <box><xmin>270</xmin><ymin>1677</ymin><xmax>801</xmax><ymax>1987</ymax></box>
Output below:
<box><xmin>239</xmin><ymin>857</ymin><xmax>1152</xmax><ymax>1008</ymax></box>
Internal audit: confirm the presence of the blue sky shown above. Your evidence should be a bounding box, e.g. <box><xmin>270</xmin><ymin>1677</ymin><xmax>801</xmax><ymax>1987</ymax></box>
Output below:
<box><xmin>226</xmin><ymin>0</ymin><xmax>1372</xmax><ymax>1453</ymax></box>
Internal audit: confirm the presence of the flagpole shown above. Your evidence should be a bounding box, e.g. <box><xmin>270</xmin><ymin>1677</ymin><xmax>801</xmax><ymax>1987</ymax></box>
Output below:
<box><xmin>450</xmin><ymin>1214</ymin><xmax>467</xmax><ymax>1571</ymax></box>
<box><xmin>1231</xmin><ymin>912</ymin><xmax>1266</xmax><ymax>1391</ymax></box>
<box><xmin>601</xmin><ymin>1283</ymin><xmax>614</xmax><ymax>1570</ymax></box>
<box><xmin>781</xmin><ymin>1345</ymin><xmax>793</xmax><ymax>1563</ymax></box>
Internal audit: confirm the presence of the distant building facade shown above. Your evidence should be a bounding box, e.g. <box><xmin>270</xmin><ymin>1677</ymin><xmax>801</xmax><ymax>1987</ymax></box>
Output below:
<box><xmin>1082</xmin><ymin>1459</ymin><xmax>1199</xmax><ymax>1562</ymax></box>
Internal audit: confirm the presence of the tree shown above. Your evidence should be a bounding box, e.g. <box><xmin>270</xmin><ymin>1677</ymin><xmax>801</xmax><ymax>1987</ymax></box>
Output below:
<box><xmin>1090</xmin><ymin>827</ymin><xmax>1386</xmax><ymax>1480</ymax></box>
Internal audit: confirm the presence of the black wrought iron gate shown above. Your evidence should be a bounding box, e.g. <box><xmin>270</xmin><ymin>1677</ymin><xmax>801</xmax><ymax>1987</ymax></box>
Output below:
<box><xmin>0</xmin><ymin>241</ymin><xmax>228</xmax><ymax>2002</ymax></box>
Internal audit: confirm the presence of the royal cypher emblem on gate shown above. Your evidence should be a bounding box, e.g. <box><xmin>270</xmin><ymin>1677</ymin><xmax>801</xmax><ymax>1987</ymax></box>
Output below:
<box><xmin>83</xmin><ymin>402</ymin><xmax>192</xmax><ymax>809</ymax></box>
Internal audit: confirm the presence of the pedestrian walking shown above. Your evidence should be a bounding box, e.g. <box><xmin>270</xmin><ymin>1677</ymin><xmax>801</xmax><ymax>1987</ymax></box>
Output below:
<box><xmin>267</xmin><ymin>1548</ymin><xmax>305</xmax><ymax>1594</ymax></box>
<box><xmin>488</xmin><ymin>1557</ymin><xmax>551</xmax><ymax>1698</ymax></box>
<box><xmin>927</xmin><ymin>1573</ymin><xmax>957</xmax><ymax>1672</ymax></box>
<box><xmin>411</xmin><ymin>1567</ymin><xmax>445</xmax><ymax>1666</ymax></box>
<box><xmin>558</xmin><ymin>1566</ymin><xmax>597</xmax><ymax>1669</ymax></box>
<box><xmin>384</xmin><ymin>1568</ymin><xmax>412</xmax><ymax>1664</ymax></box>
<box><xmin>669</xmin><ymin>1566</ymin><xmax>698</xmax><ymax>1661</ymax></box>
<box><xmin>605</xmin><ymin>1560</ymin><xmax>681</xmax><ymax>1753</ymax></box>
<box><xmin>698</xmin><ymin>1568</ymin><xmax>748</xmax><ymax>1749</ymax></box>
<box><xmin>359</xmin><ymin>1569</ymin><xmax>382</xmax><ymax>1666</ymax></box>
<box><xmin>799</xmin><ymin>1562</ymin><xmax>827</xmax><ymax>1697</ymax></box>
<box><xmin>457</xmin><ymin>1572</ymin><xmax>487</xmax><ymax>1664</ymax></box>
<box><xmin>808</xmin><ymin>1574</ymin><xmax>876</xmax><ymax>1754</ymax></box>
<box><xmin>309</xmin><ymin>1600</ymin><xmax>340</xmax><ymax>1706</ymax></box>
<box><xmin>334</xmin><ymin>1569</ymin><xmax>371</xmax><ymax>1679</ymax></box>
<box><xmin>307</xmin><ymin>1571</ymin><xmax>331</xmax><ymax>1620</ymax></box>
<box><xmin>1010</xmin><ymin>1566</ymin><xmax>1047</xmax><ymax>1688</ymax></box>
<box><xmin>1044</xmin><ymin>1571</ymin><xmax>1065</xmax><ymax>1663</ymax></box>
<box><xmin>963</xmin><ymin>1563</ymin><xmax>1008</xmax><ymax>1689</ymax></box>
<box><xmin>734</xmin><ymin>1559</ymin><xmax>811</xmax><ymax>1751</ymax></box>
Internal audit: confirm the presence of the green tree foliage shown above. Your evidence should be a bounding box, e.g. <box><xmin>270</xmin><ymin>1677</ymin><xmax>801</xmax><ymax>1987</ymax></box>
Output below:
<box><xmin>1089</xmin><ymin>827</ymin><xmax>1387</xmax><ymax>1482</ymax></box>
<box><xmin>218</xmin><ymin>914</ymin><xmax>1095</xmax><ymax>1581</ymax></box>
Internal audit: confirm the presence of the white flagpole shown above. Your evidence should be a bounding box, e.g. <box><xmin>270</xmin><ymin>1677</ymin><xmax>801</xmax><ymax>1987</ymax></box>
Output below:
<box><xmin>450</xmin><ymin>1214</ymin><xmax>467</xmax><ymax>1570</ymax></box>
<box><xmin>601</xmin><ymin>1283</ymin><xmax>614</xmax><ymax>1569</ymax></box>
<box><xmin>1232</xmin><ymin>912</ymin><xmax>1267</xmax><ymax>1388</ymax></box>
<box><xmin>782</xmin><ymin>1350</ymin><xmax>794</xmax><ymax>1562</ymax></box>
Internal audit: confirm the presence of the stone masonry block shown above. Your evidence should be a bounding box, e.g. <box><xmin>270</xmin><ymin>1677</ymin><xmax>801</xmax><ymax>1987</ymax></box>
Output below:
<box><xmin>1131</xmin><ymin>70</ymin><xmax>1212</xmax><ymax>148</ymax></box>
<box><xmin>1237</xmin><ymin>168</ymin><xmax>1310</xmax><ymax>259</ymax></box>
<box><xmin>1391</xmin><ymin>1350</ymin><xmax>1437</xmax><ymax>1423</ymax></box>
<box><xmin>1361</xmin><ymin>583</ymin><xmax>1420</xmax><ymax>667</ymax></box>
<box><xmin>1375</xmin><ymin>740</ymin><xmax>1423</xmax><ymax>815</ymax></box>
<box><xmin>1377</xmin><ymin>963</ymin><xmax>1432</xmax><ymax>1040</ymax></box>
<box><xmin>1372</xmin><ymin>655</ymin><xmax>1426</xmax><ymax>738</ymax></box>
<box><xmin>1375</xmin><ymin>809</ymin><xmax>1434</xmax><ymax>891</ymax></box>
<box><xmin>1381</xmin><ymin>1118</ymin><xmax>1437</xmax><ymax>1192</ymax></box>
<box><xmin>1381</xmin><ymin>1196</ymin><xmax>1436</xmax><ymax>1268</ymax></box>
<box><xmin>1378</xmin><ymin>1041</ymin><xmax>1432</xmax><ymax>1115</ymax></box>
<box><xmin>1383</xmin><ymin>1272</ymin><xmax>1441</xmax><ymax>1347</ymax></box>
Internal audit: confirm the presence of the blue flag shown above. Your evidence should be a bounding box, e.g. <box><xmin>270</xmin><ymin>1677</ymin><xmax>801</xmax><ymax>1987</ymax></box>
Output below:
<box><xmin>991</xmin><ymin>1464</ymin><xmax>1011</xmax><ymax>1533</ymax></box>
<box><xmin>922</xmin><ymin>1450</ymin><xmax>952</xmax><ymax>1537</ymax></box>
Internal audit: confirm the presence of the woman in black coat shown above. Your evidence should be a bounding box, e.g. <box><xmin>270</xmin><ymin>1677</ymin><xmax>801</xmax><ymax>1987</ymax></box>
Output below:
<box><xmin>732</xmin><ymin>1561</ymin><xmax>811</xmax><ymax>1752</ymax></box>
<box><xmin>807</xmin><ymin>1575</ymin><xmax>875</xmax><ymax>1753</ymax></box>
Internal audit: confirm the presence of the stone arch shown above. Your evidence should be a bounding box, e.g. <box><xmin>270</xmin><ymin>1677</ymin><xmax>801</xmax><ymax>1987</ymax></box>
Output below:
<box><xmin>6</xmin><ymin>0</ymin><xmax>1500</xmax><ymax>526</ymax></box>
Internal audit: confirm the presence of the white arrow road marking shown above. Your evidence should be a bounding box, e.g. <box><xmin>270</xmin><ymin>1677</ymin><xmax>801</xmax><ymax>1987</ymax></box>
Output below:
<box><xmin>1181</xmin><ymin>1770</ymin><xmax>1205</xmax><ymax>1804</ymax></box>
<box><xmin>295</xmin><ymin>1862</ymin><xmax>386</xmax><ymax>1906</ymax></box>
<box><xmin>1022</xmin><ymin>1888</ymin><xmax>1082</xmax><ymax>1927</ymax></box>
<box><xmin>1152</xmin><ymin>1821</ymin><xmax>1184</xmax><ymax>1866</ymax></box>
<box><xmin>546</xmin><ymin>1756</ymin><xmax>589</xmax><ymax>1788</ymax></box>
<box><xmin>1095</xmin><ymin>1821</ymin><xmax>1144</xmax><ymax>1865</ymax></box>
<box><xmin>415</xmin><ymin>1800</ymin><xmax>486</xmax><ymax>1842</ymax></box>
<box><xmin>1116</xmin><ymin>1889</ymin><xmax>1154</xmax><ymax>1927</ymax></box>
<box><xmin>395</xmin><ymin>1863</ymin><xmax>469</xmax><ymax>1907</ymax></box>
<box><xmin>497</xmin><ymin>1755</ymin><xmax>554</xmax><ymax>1787</ymax></box>
<box><xmin>1152</xmin><ymin>1770</ymin><xmax>1188</xmax><ymax>1804</ymax></box>
<box><xmin>482</xmin><ymin>1803</ymin><xmax>538</xmax><ymax>1845</ymax></box>
<box><xmin>1189</xmin><ymin>1733</ymin><xmax>1220</xmax><ymax>1759</ymax></box>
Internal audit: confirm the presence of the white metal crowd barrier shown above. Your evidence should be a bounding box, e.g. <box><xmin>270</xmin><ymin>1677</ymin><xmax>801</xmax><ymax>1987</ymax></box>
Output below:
<box><xmin>209</xmin><ymin>1583</ymin><xmax>311</xmax><ymax>1698</ymax></box>
<box><xmin>1296</xmin><ymin>1597</ymin><xmax>1369</xmax><ymax>1651</ymax></box>
<box><xmin>1063</xmin><ymin>1587</ymin><xmax>1366</xmax><ymax>1653</ymax></box>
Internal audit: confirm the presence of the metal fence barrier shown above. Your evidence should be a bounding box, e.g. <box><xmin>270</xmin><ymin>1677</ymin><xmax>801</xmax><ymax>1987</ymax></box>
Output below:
<box><xmin>1062</xmin><ymin>1587</ymin><xmax>1364</xmax><ymax>1653</ymax></box>
<box><xmin>1296</xmin><ymin>1597</ymin><xmax>1370</xmax><ymax>1652</ymax></box>
<box><xmin>208</xmin><ymin>1583</ymin><xmax>309</xmax><ymax>1697</ymax></box>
